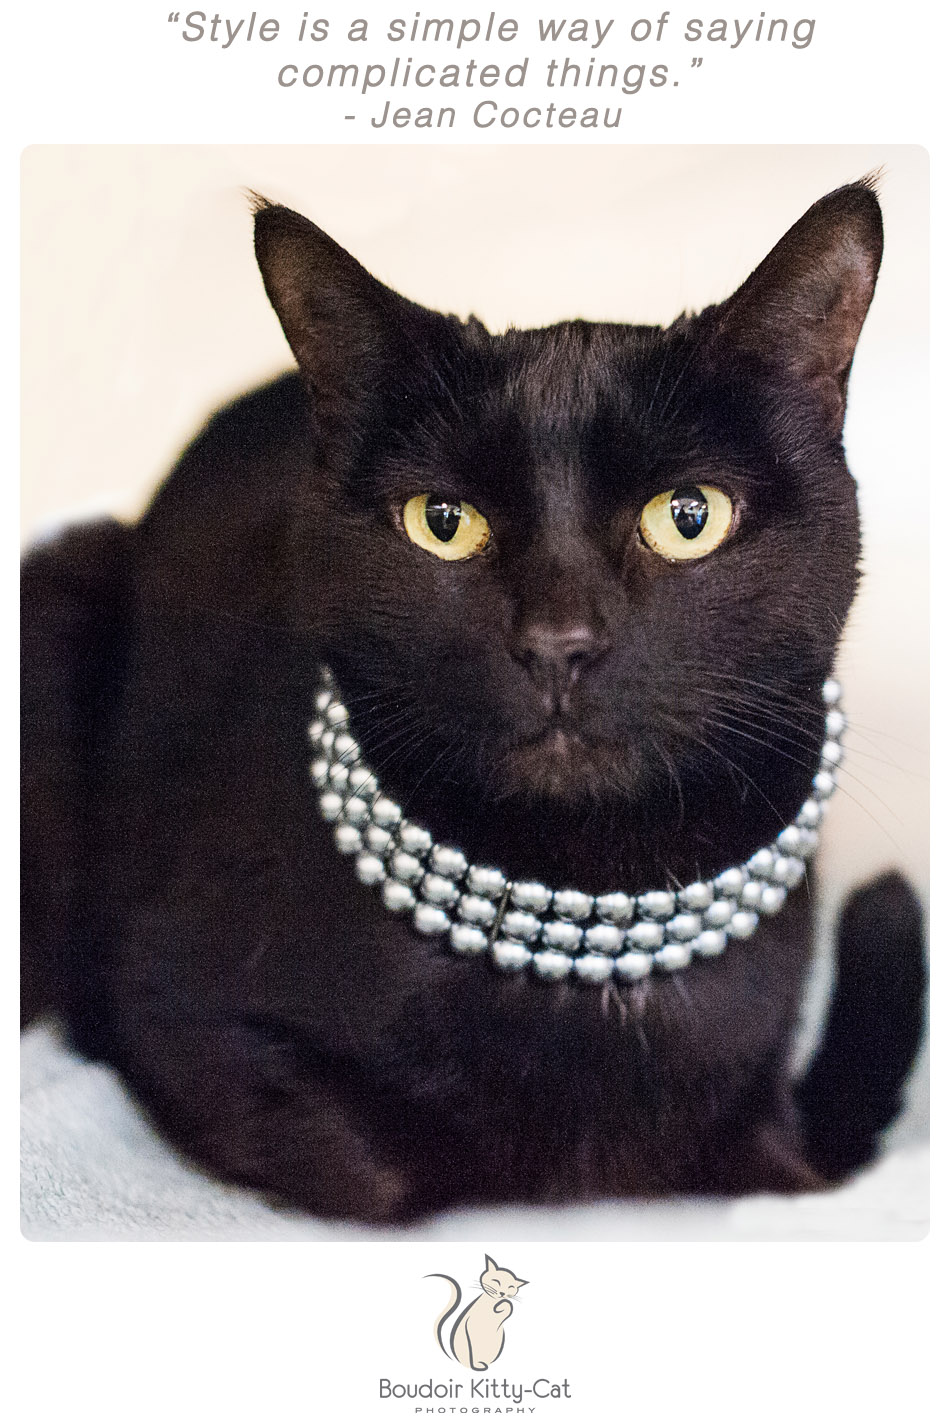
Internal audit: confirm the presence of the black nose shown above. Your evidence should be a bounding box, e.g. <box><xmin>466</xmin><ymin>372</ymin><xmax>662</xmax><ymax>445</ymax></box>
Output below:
<box><xmin>511</xmin><ymin>621</ymin><xmax>608</xmax><ymax>706</ymax></box>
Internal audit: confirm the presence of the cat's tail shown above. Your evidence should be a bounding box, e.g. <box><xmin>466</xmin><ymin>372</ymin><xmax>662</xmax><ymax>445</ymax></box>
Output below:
<box><xmin>426</xmin><ymin>1274</ymin><xmax>462</xmax><ymax>1359</ymax></box>
<box><xmin>795</xmin><ymin>872</ymin><xmax>926</xmax><ymax>1181</ymax></box>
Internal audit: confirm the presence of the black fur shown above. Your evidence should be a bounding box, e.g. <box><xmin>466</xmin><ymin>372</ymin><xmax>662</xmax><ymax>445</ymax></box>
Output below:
<box><xmin>21</xmin><ymin>180</ymin><xmax>925</xmax><ymax>1221</ymax></box>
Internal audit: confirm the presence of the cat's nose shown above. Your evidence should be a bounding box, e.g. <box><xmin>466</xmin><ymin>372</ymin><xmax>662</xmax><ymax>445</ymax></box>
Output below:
<box><xmin>511</xmin><ymin>622</ymin><xmax>609</xmax><ymax>706</ymax></box>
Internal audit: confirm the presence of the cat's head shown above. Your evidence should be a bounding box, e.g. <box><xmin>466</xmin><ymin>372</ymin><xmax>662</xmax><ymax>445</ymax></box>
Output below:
<box><xmin>479</xmin><ymin>1254</ymin><xmax>527</xmax><ymax>1300</ymax></box>
<box><xmin>254</xmin><ymin>182</ymin><xmax>882</xmax><ymax>882</ymax></box>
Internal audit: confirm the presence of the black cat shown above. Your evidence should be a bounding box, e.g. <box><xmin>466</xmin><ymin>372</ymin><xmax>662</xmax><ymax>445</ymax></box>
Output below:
<box><xmin>21</xmin><ymin>178</ymin><xmax>924</xmax><ymax>1222</ymax></box>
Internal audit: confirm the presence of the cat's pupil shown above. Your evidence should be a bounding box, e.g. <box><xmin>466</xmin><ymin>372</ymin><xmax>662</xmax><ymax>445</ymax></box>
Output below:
<box><xmin>670</xmin><ymin>487</ymin><xmax>708</xmax><ymax>540</ymax></box>
<box><xmin>425</xmin><ymin>497</ymin><xmax>462</xmax><ymax>542</ymax></box>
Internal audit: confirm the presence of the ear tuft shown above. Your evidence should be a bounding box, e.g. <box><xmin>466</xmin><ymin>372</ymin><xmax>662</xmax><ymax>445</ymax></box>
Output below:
<box><xmin>718</xmin><ymin>178</ymin><xmax>884</xmax><ymax>433</ymax></box>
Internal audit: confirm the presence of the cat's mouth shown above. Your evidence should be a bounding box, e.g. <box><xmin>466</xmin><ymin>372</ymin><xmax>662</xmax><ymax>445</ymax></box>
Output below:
<box><xmin>502</xmin><ymin>723</ymin><xmax>631</xmax><ymax>800</ymax></box>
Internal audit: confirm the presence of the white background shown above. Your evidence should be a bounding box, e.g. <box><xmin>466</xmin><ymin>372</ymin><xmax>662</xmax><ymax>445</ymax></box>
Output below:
<box><xmin>10</xmin><ymin>3</ymin><xmax>943</xmax><ymax>1419</ymax></box>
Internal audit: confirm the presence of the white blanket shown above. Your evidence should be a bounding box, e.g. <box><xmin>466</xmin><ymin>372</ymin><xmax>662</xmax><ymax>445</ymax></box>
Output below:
<box><xmin>21</xmin><ymin>1021</ymin><xmax>928</xmax><ymax>1242</ymax></box>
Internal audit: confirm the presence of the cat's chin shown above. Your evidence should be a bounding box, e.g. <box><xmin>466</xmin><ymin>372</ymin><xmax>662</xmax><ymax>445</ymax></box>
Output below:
<box><xmin>498</xmin><ymin>726</ymin><xmax>634</xmax><ymax>803</ymax></box>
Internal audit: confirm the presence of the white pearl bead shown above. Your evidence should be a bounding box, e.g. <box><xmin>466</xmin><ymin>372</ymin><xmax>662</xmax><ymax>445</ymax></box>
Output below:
<box><xmin>492</xmin><ymin>940</ymin><xmax>532</xmax><ymax>973</ymax></box>
<box><xmin>583</xmin><ymin>923</ymin><xmax>624</xmax><ymax>955</ymax></box>
<box><xmin>511</xmin><ymin>881</ymin><xmax>553</xmax><ymax>914</ymax></box>
<box><xmin>614</xmin><ymin>951</ymin><xmax>653</xmax><ymax>981</ymax></box>
<box><xmin>553</xmin><ymin>889</ymin><xmax>594</xmax><ymax>922</ymax></box>
<box><xmin>666</xmin><ymin>912</ymin><xmax>701</xmax><ymax>942</ymax></box>
<box><xmin>458</xmin><ymin>894</ymin><xmax>498</xmax><ymax>927</ymax></box>
<box><xmin>654</xmin><ymin>942</ymin><xmax>692</xmax><ymax>971</ymax></box>
<box><xmin>467</xmin><ymin>866</ymin><xmax>508</xmax><ymax>899</ymax></box>
<box><xmin>759</xmin><ymin>885</ymin><xmax>787</xmax><ymax>915</ymax></box>
<box><xmin>573</xmin><ymin>953</ymin><xmax>614</xmax><ymax>984</ymax></box>
<box><xmin>355</xmin><ymin>853</ymin><xmax>387</xmax><ymax>886</ymax></box>
<box><xmin>371</xmin><ymin>797</ymin><xmax>402</xmax><ymax>829</ymax></box>
<box><xmin>333</xmin><ymin>732</ymin><xmax>360</xmax><ymax>765</ymax></box>
<box><xmin>703</xmin><ymin>898</ymin><xmax>736</xmax><ymax>928</ymax></box>
<box><xmin>430</xmin><ymin>845</ymin><xmax>468</xmax><ymax>881</ymax></box>
<box><xmin>334</xmin><ymin>824</ymin><xmax>362</xmax><ymax>855</ymax></box>
<box><xmin>542</xmin><ymin>920</ymin><xmax>583</xmax><ymax>951</ymax></box>
<box><xmin>637</xmin><ymin>890</ymin><xmax>675</xmax><ymax>920</ymax></box>
<box><xmin>328</xmin><ymin>762</ymin><xmax>350</xmax><ymax>791</ymax></box>
<box><xmin>308</xmin><ymin>718</ymin><xmax>327</xmax><ymax>744</ymax></box>
<box><xmin>740</xmin><ymin>881</ymin><xmax>762</xmax><ymax>908</ymax></box>
<box><xmin>746</xmin><ymin>848</ymin><xmax>775</xmax><ymax>879</ymax></box>
<box><xmin>796</xmin><ymin>798</ymin><xmax>823</xmax><ymax>829</ymax></box>
<box><xmin>414</xmin><ymin>903</ymin><xmax>451</xmax><ymax>935</ymax></box>
<box><xmin>532</xmin><ymin>949</ymin><xmax>573</xmax><ymax>981</ymax></box>
<box><xmin>821</xmin><ymin>740</ymin><xmax>844</xmax><ymax>768</ymax></box>
<box><xmin>348</xmin><ymin>767</ymin><xmax>378</xmax><ymax>798</ymax></box>
<box><xmin>678</xmin><ymin>882</ymin><xmax>713</xmax><ymax>912</ymax></box>
<box><xmin>782</xmin><ymin>857</ymin><xmax>806</xmax><ymax>889</ymax></box>
<box><xmin>450</xmin><ymin>923</ymin><xmax>488</xmax><ymax>955</ymax></box>
<box><xmin>421</xmin><ymin>873</ymin><xmax>460</xmax><ymax>908</ymax></box>
<box><xmin>825</xmin><ymin>708</ymin><xmax>846</xmax><ymax>739</ymax></box>
<box><xmin>343</xmin><ymin>796</ymin><xmax>370</xmax><ymax>827</ymax></box>
<box><xmin>714</xmin><ymin>867</ymin><xmax>746</xmax><ymax>898</ymax></box>
<box><xmin>626</xmin><ymin>921</ymin><xmax>665</xmax><ymax>951</ymax></box>
<box><xmin>812</xmin><ymin>770</ymin><xmax>836</xmax><ymax>799</ymax></box>
<box><xmin>390</xmin><ymin>851</ymin><xmax>423</xmax><ymax>884</ymax></box>
<box><xmin>695</xmin><ymin>929</ymin><xmax>727</xmax><ymax>957</ymax></box>
<box><xmin>381</xmin><ymin>879</ymin><xmax>416</xmax><ymax>913</ymax></box>
<box><xmin>399</xmin><ymin>822</ymin><xmax>433</xmax><ymax>855</ymax></box>
<box><xmin>822</xmin><ymin>678</ymin><xmax>841</xmax><ymax>706</ymax></box>
<box><xmin>776</xmin><ymin>825</ymin><xmax>803</xmax><ymax>855</ymax></box>
<box><xmin>502</xmin><ymin>910</ymin><xmax>542</xmax><ymax>943</ymax></box>
<box><xmin>310</xmin><ymin>758</ymin><xmax>330</xmax><ymax>787</ymax></box>
<box><xmin>728</xmin><ymin>910</ymin><xmax>759</xmax><ymax>939</ymax></box>
<box><xmin>363</xmin><ymin>824</ymin><xmax>394</xmax><ymax>856</ymax></box>
<box><xmin>315</xmin><ymin>689</ymin><xmax>333</xmax><ymax>714</ymax></box>
<box><xmin>319</xmin><ymin>791</ymin><xmax>344</xmax><ymax>823</ymax></box>
<box><xmin>595</xmin><ymin>892</ymin><xmax>635</xmax><ymax>926</ymax></box>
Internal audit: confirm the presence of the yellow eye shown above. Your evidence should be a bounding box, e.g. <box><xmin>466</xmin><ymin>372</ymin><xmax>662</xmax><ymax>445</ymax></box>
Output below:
<box><xmin>639</xmin><ymin>484</ymin><xmax>734</xmax><ymax>561</ymax></box>
<box><xmin>403</xmin><ymin>494</ymin><xmax>491</xmax><ymax>561</ymax></box>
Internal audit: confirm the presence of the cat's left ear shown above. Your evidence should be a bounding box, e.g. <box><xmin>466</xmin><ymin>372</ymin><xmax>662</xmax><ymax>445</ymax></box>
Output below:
<box><xmin>484</xmin><ymin>1254</ymin><xmax>498</xmax><ymax>1271</ymax></box>
<box><xmin>716</xmin><ymin>178</ymin><xmax>883</xmax><ymax>434</ymax></box>
<box><xmin>514</xmin><ymin>1278</ymin><xmax>529</xmax><ymax>1288</ymax></box>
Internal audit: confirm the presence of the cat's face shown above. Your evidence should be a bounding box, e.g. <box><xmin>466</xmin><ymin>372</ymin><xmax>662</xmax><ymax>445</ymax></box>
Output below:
<box><xmin>480</xmin><ymin>1256</ymin><xmax>527</xmax><ymax>1300</ymax></box>
<box><xmin>255</xmin><ymin>185</ymin><xmax>881</xmax><ymax>872</ymax></box>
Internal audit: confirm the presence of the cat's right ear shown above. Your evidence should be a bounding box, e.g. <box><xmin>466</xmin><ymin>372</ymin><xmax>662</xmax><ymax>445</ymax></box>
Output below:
<box><xmin>253</xmin><ymin>199</ymin><xmax>443</xmax><ymax>450</ymax></box>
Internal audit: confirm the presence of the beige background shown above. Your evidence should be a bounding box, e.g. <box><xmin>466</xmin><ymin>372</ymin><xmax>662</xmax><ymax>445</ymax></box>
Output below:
<box><xmin>21</xmin><ymin>144</ymin><xmax>929</xmax><ymax>914</ymax></box>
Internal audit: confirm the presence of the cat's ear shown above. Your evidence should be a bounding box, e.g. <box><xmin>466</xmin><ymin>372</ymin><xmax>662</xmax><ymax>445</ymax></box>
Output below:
<box><xmin>484</xmin><ymin>1254</ymin><xmax>498</xmax><ymax>1272</ymax></box>
<box><xmin>514</xmin><ymin>1278</ymin><xmax>529</xmax><ymax>1288</ymax></box>
<box><xmin>253</xmin><ymin>198</ymin><xmax>447</xmax><ymax>450</ymax></box>
<box><xmin>716</xmin><ymin>178</ymin><xmax>883</xmax><ymax>434</ymax></box>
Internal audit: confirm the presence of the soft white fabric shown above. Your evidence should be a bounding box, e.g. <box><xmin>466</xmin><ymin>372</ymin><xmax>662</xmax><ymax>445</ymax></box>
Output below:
<box><xmin>21</xmin><ymin>1021</ymin><xmax>928</xmax><ymax>1242</ymax></box>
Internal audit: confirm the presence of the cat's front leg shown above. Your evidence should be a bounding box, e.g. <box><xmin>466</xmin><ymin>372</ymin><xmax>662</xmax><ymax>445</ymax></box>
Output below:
<box><xmin>113</xmin><ymin>1015</ymin><xmax>413</xmax><ymax>1223</ymax></box>
<box><xmin>195</xmin><ymin>1075</ymin><xmax>411</xmax><ymax>1223</ymax></box>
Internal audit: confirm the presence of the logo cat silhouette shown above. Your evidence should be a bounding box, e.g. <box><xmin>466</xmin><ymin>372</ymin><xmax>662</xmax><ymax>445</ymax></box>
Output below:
<box><xmin>428</xmin><ymin>1255</ymin><xmax>529</xmax><ymax>1371</ymax></box>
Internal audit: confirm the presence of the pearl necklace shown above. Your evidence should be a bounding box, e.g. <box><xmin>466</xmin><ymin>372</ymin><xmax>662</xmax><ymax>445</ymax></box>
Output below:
<box><xmin>308</xmin><ymin>669</ymin><xmax>845</xmax><ymax>984</ymax></box>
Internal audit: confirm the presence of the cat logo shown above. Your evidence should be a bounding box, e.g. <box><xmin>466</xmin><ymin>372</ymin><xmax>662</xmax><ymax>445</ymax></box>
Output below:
<box><xmin>426</xmin><ymin>1255</ymin><xmax>529</xmax><ymax>1371</ymax></box>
